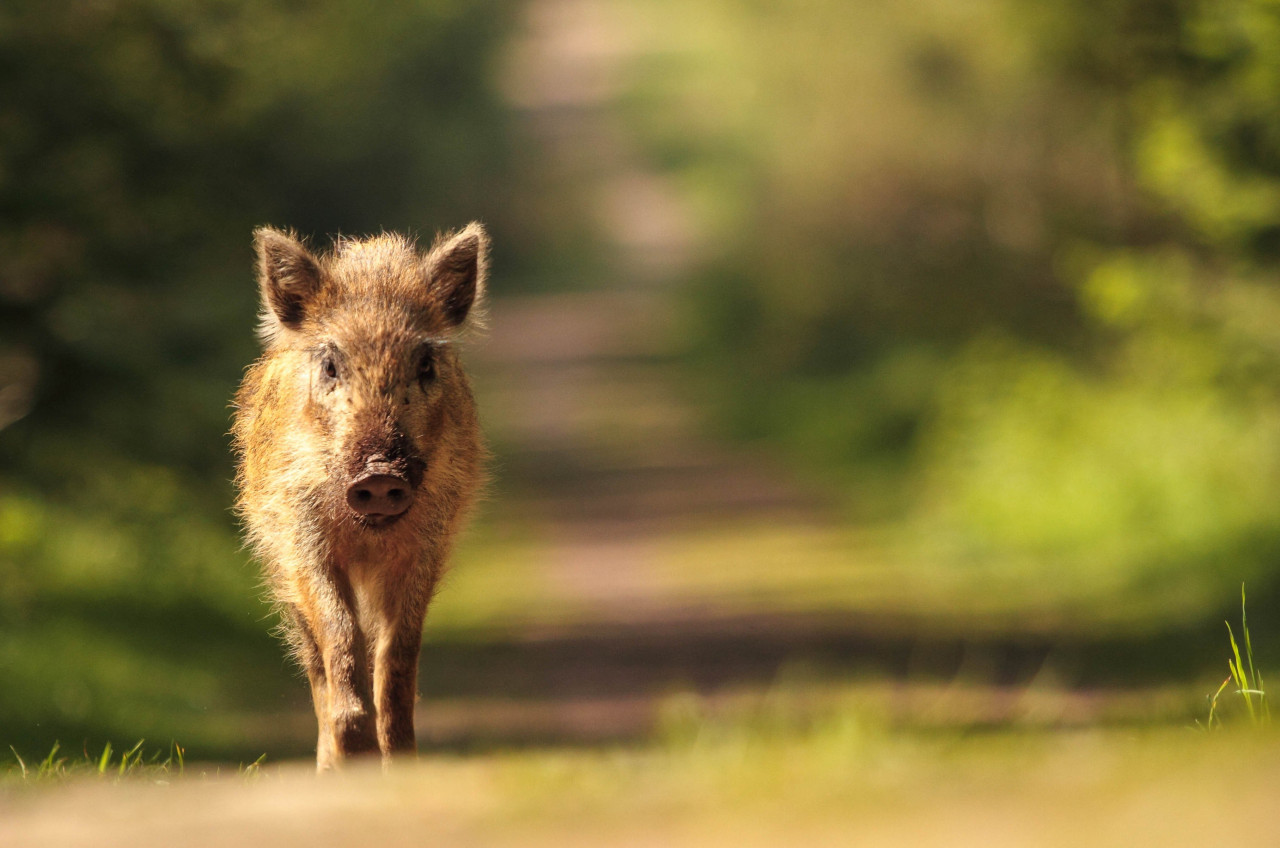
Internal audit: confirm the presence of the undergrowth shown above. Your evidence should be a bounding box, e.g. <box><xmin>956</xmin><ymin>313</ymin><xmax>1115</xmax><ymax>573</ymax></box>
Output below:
<box><xmin>1201</xmin><ymin>585</ymin><xmax>1271</xmax><ymax>730</ymax></box>
<box><xmin>4</xmin><ymin>740</ymin><xmax>266</xmax><ymax>786</ymax></box>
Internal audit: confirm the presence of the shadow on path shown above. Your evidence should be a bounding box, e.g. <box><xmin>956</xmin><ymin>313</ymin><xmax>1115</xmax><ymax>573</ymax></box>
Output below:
<box><xmin>417</xmin><ymin>609</ymin><xmax>1225</xmax><ymax>751</ymax></box>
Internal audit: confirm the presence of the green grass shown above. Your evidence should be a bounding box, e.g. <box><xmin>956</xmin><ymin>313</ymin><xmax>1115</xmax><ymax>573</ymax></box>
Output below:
<box><xmin>1203</xmin><ymin>584</ymin><xmax>1271</xmax><ymax>730</ymax></box>
<box><xmin>6</xmin><ymin>740</ymin><xmax>184</xmax><ymax>786</ymax></box>
<box><xmin>3</xmin><ymin>739</ymin><xmax>268</xmax><ymax>787</ymax></box>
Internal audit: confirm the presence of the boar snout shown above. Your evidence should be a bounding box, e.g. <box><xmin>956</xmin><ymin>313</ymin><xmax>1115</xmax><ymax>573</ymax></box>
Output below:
<box><xmin>346</xmin><ymin>470</ymin><xmax>414</xmax><ymax>523</ymax></box>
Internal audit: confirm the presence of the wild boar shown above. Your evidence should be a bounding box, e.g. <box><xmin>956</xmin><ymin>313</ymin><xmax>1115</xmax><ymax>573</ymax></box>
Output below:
<box><xmin>232</xmin><ymin>224</ymin><xmax>487</xmax><ymax>770</ymax></box>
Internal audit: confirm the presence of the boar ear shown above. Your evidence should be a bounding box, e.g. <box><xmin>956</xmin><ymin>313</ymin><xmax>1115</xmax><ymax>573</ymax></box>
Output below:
<box><xmin>254</xmin><ymin>227</ymin><xmax>322</xmax><ymax>331</ymax></box>
<box><xmin>424</xmin><ymin>222</ymin><xmax>488</xmax><ymax>328</ymax></box>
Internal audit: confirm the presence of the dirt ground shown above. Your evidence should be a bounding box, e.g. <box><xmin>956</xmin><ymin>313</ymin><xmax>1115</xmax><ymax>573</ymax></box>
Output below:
<box><xmin>4</xmin><ymin>729</ymin><xmax>1277</xmax><ymax>848</ymax></box>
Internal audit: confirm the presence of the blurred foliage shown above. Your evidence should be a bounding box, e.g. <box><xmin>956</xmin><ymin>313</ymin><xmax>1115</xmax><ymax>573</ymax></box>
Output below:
<box><xmin>620</xmin><ymin>0</ymin><xmax>1280</xmax><ymax>609</ymax></box>
<box><xmin>7</xmin><ymin>0</ymin><xmax>1280</xmax><ymax>759</ymax></box>
<box><xmin>0</xmin><ymin>0</ymin><xmax>523</xmax><ymax>474</ymax></box>
<box><xmin>0</xmin><ymin>0</ymin><xmax>539</xmax><ymax>757</ymax></box>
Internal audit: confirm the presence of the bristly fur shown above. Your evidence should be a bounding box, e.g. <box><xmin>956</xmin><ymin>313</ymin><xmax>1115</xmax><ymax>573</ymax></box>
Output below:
<box><xmin>232</xmin><ymin>223</ymin><xmax>490</xmax><ymax>770</ymax></box>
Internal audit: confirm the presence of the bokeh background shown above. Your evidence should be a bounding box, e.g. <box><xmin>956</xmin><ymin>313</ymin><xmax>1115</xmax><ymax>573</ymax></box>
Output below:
<box><xmin>3</xmin><ymin>0</ymin><xmax>1279</xmax><ymax>761</ymax></box>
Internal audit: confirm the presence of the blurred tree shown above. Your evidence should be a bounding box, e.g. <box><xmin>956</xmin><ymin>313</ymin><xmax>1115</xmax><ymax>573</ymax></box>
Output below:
<box><xmin>0</xmin><ymin>0</ymin><xmax>519</xmax><ymax>480</ymax></box>
<box><xmin>618</xmin><ymin>0</ymin><xmax>1119</xmax><ymax>493</ymax></box>
<box><xmin>921</xmin><ymin>0</ymin><xmax>1280</xmax><ymax>594</ymax></box>
<box><xmin>619</xmin><ymin>0</ymin><xmax>1280</xmax><ymax>613</ymax></box>
<box><xmin>0</xmin><ymin>0</ymin><xmax>524</xmax><ymax>755</ymax></box>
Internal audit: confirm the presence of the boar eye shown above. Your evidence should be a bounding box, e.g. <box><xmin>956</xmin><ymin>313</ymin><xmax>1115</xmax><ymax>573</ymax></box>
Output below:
<box><xmin>322</xmin><ymin>356</ymin><xmax>338</xmax><ymax>381</ymax></box>
<box><xmin>418</xmin><ymin>351</ymin><xmax>436</xmax><ymax>385</ymax></box>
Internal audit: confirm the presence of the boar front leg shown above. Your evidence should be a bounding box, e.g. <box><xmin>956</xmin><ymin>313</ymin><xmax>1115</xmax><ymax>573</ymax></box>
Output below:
<box><xmin>373</xmin><ymin>588</ymin><xmax>431</xmax><ymax>760</ymax></box>
<box><xmin>284</xmin><ymin>605</ymin><xmax>335</xmax><ymax>769</ymax></box>
<box><xmin>294</xmin><ymin>574</ymin><xmax>378</xmax><ymax>769</ymax></box>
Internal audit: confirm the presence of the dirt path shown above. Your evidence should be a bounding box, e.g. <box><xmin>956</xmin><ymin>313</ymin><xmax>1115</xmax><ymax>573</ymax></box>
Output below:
<box><xmin>404</xmin><ymin>0</ymin><xmax>873</xmax><ymax>746</ymax></box>
<box><xmin>393</xmin><ymin>1</ymin><xmax>1224</xmax><ymax>752</ymax></box>
<box><xmin>484</xmin><ymin>0</ymin><xmax>831</xmax><ymax>614</ymax></box>
<box><xmin>472</xmin><ymin>290</ymin><xmax>827</xmax><ymax>608</ymax></box>
<box><xmin>7</xmin><ymin>731</ymin><xmax>1277</xmax><ymax>848</ymax></box>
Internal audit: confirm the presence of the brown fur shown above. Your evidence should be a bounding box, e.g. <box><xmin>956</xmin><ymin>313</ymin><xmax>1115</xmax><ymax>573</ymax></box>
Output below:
<box><xmin>231</xmin><ymin>224</ymin><xmax>488</xmax><ymax>770</ymax></box>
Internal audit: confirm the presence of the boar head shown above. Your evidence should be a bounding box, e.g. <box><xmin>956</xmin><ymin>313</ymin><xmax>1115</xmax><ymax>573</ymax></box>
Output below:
<box><xmin>253</xmin><ymin>224</ymin><xmax>487</xmax><ymax>530</ymax></box>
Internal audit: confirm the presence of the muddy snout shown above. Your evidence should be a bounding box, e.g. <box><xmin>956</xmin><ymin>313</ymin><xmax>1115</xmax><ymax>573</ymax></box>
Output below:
<box><xmin>346</xmin><ymin>459</ymin><xmax>415</xmax><ymax>524</ymax></box>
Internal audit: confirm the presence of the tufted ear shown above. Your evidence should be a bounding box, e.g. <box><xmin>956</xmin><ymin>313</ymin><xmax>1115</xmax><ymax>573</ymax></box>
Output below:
<box><xmin>254</xmin><ymin>227</ymin><xmax>323</xmax><ymax>332</ymax></box>
<box><xmin>424</xmin><ymin>222</ymin><xmax>488</xmax><ymax>328</ymax></box>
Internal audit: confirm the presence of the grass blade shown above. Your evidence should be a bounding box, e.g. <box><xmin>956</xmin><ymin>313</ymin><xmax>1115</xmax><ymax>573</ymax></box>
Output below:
<box><xmin>1227</xmin><ymin>622</ymin><xmax>1257</xmax><ymax>723</ymax></box>
<box><xmin>119</xmin><ymin>739</ymin><xmax>145</xmax><ymax>776</ymax></box>
<box><xmin>1205</xmin><ymin>677</ymin><xmax>1231</xmax><ymax>730</ymax></box>
<box><xmin>97</xmin><ymin>742</ymin><xmax>112</xmax><ymax>776</ymax></box>
<box><xmin>38</xmin><ymin>742</ymin><xmax>61</xmax><ymax>778</ymax></box>
<box><xmin>1242</xmin><ymin>584</ymin><xmax>1258</xmax><ymax>688</ymax></box>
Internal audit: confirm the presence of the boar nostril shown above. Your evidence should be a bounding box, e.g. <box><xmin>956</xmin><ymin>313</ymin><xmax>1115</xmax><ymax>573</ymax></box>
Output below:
<box><xmin>346</xmin><ymin>474</ymin><xmax>413</xmax><ymax>519</ymax></box>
